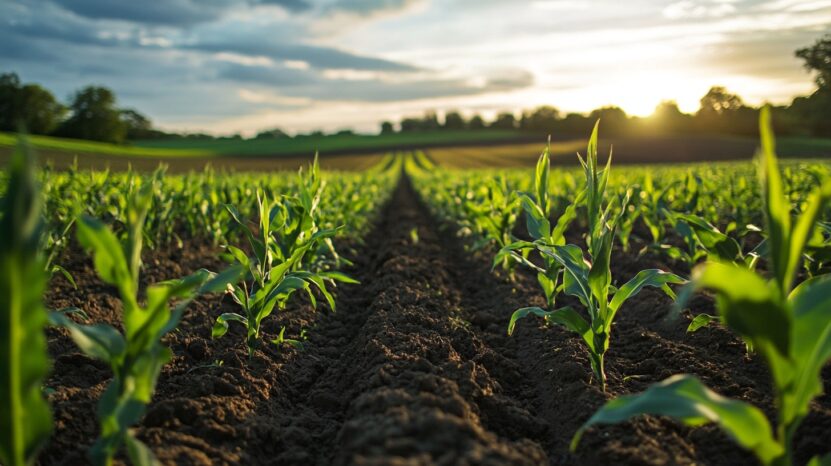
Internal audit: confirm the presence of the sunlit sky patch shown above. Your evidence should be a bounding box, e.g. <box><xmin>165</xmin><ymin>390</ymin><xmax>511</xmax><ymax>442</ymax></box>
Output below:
<box><xmin>2</xmin><ymin>0</ymin><xmax>828</xmax><ymax>134</ymax></box>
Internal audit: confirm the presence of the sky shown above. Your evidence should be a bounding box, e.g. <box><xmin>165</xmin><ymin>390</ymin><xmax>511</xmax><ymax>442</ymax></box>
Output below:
<box><xmin>2</xmin><ymin>0</ymin><xmax>829</xmax><ymax>135</ymax></box>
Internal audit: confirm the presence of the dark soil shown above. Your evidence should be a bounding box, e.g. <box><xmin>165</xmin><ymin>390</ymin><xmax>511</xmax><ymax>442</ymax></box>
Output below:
<box><xmin>39</xmin><ymin>176</ymin><xmax>831</xmax><ymax>465</ymax></box>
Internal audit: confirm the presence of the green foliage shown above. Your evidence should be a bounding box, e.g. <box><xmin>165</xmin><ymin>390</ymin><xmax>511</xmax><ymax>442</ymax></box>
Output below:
<box><xmin>212</xmin><ymin>158</ymin><xmax>357</xmax><ymax>359</ymax></box>
<box><xmin>55</xmin><ymin>86</ymin><xmax>127</xmax><ymax>144</ymax></box>
<box><xmin>0</xmin><ymin>141</ymin><xmax>53</xmax><ymax>466</ymax></box>
<box><xmin>572</xmin><ymin>107</ymin><xmax>831</xmax><ymax>466</ymax></box>
<box><xmin>0</xmin><ymin>73</ymin><xmax>65</xmax><ymax>134</ymax></box>
<box><xmin>49</xmin><ymin>175</ymin><xmax>243</xmax><ymax>466</ymax></box>
<box><xmin>494</xmin><ymin>142</ymin><xmax>582</xmax><ymax>308</ymax></box>
<box><xmin>503</xmin><ymin>125</ymin><xmax>684</xmax><ymax>391</ymax></box>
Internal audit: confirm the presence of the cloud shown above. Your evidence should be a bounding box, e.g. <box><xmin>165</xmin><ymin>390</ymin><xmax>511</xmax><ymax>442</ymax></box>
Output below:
<box><xmin>256</xmin><ymin>0</ymin><xmax>312</xmax><ymax>12</ymax></box>
<box><xmin>326</xmin><ymin>0</ymin><xmax>423</xmax><ymax>15</ymax></box>
<box><xmin>663</xmin><ymin>0</ymin><xmax>738</xmax><ymax>19</ymax></box>
<box><xmin>49</xmin><ymin>0</ymin><xmax>232</xmax><ymax>25</ymax></box>
<box><xmin>189</xmin><ymin>41</ymin><xmax>418</xmax><ymax>71</ymax></box>
<box><xmin>217</xmin><ymin>63</ymin><xmax>312</xmax><ymax>85</ymax></box>
<box><xmin>216</xmin><ymin>62</ymin><xmax>533</xmax><ymax>102</ymax></box>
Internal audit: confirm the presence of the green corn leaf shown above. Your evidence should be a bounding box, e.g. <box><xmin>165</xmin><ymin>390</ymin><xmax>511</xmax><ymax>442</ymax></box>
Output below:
<box><xmin>537</xmin><ymin>272</ymin><xmax>556</xmax><ymax>306</ymax></box>
<box><xmin>226</xmin><ymin>245</ymin><xmax>251</xmax><ymax>271</ymax></box>
<box><xmin>609</xmin><ymin>269</ymin><xmax>687</xmax><ymax>314</ymax></box>
<box><xmin>49</xmin><ymin>313</ymin><xmax>126</xmax><ymax>363</ymax></box>
<box><xmin>0</xmin><ymin>141</ymin><xmax>53</xmax><ymax>466</ymax></box>
<box><xmin>507</xmin><ymin>306</ymin><xmax>545</xmax><ymax>336</ymax></box>
<box><xmin>784</xmin><ymin>274</ymin><xmax>831</xmax><ymax>428</ymax></box>
<box><xmin>588</xmin><ymin>228</ymin><xmax>614</xmax><ymax>304</ymax></box>
<box><xmin>534</xmin><ymin>147</ymin><xmax>550</xmax><ymax>216</ymax></box>
<box><xmin>687</xmin><ymin>313</ymin><xmax>718</xmax><ymax>333</ymax></box>
<box><xmin>301</xmin><ymin>273</ymin><xmax>336</xmax><ymax>311</ymax></box>
<box><xmin>546</xmin><ymin>306</ymin><xmax>594</xmax><ymax>351</ymax></box>
<box><xmin>520</xmin><ymin>194</ymin><xmax>551</xmax><ymax>240</ymax></box>
<box><xmin>197</xmin><ymin>265</ymin><xmax>246</xmax><ymax>295</ymax></box>
<box><xmin>539</xmin><ymin>244</ymin><xmax>591</xmax><ymax>306</ymax></box>
<box><xmin>76</xmin><ymin>215</ymin><xmax>135</xmax><ymax>301</ymax></box>
<box><xmin>551</xmin><ymin>189</ymin><xmax>585</xmax><ymax>245</ymax></box>
<box><xmin>674</xmin><ymin>213</ymin><xmax>742</xmax><ymax>262</ymax></box>
<box><xmin>757</xmin><ymin>106</ymin><xmax>791</xmax><ymax>294</ymax></box>
<box><xmin>51</xmin><ymin>264</ymin><xmax>78</xmax><ymax>289</ymax></box>
<box><xmin>808</xmin><ymin>454</ymin><xmax>831</xmax><ymax>466</ymax></box>
<box><xmin>319</xmin><ymin>271</ymin><xmax>360</xmax><ymax>284</ymax></box>
<box><xmin>508</xmin><ymin>306</ymin><xmax>592</xmax><ymax>351</ymax></box>
<box><xmin>124</xmin><ymin>432</ymin><xmax>158</xmax><ymax>466</ymax></box>
<box><xmin>571</xmin><ymin>375</ymin><xmax>783</xmax><ymax>465</ymax></box>
<box><xmin>787</xmin><ymin>180</ymin><xmax>831</xmax><ymax>290</ymax></box>
<box><xmin>212</xmin><ymin>313</ymin><xmax>248</xmax><ymax>339</ymax></box>
<box><xmin>692</xmin><ymin>262</ymin><xmax>791</xmax><ymax>358</ymax></box>
<box><xmin>493</xmin><ymin>241</ymin><xmax>538</xmax><ymax>272</ymax></box>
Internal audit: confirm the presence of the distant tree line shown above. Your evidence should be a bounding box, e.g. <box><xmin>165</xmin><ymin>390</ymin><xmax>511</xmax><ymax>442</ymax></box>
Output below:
<box><xmin>0</xmin><ymin>73</ymin><xmax>161</xmax><ymax>144</ymax></box>
<box><xmin>380</xmin><ymin>35</ymin><xmax>831</xmax><ymax>139</ymax></box>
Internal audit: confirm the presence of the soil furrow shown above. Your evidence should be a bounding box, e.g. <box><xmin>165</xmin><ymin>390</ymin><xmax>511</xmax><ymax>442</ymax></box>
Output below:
<box><xmin>301</xmin><ymin>176</ymin><xmax>547</xmax><ymax>464</ymax></box>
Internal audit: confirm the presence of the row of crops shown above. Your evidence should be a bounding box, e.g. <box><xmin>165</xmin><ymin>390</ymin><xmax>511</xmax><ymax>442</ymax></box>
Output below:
<box><xmin>0</xmin><ymin>148</ymin><xmax>399</xmax><ymax>466</ymax></box>
<box><xmin>2</xmin><ymin>106</ymin><xmax>830</xmax><ymax>466</ymax></box>
<box><xmin>410</xmin><ymin>109</ymin><xmax>831</xmax><ymax>466</ymax></box>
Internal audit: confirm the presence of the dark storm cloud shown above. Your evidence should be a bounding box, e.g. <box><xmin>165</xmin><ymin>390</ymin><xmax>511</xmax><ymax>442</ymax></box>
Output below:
<box><xmin>189</xmin><ymin>41</ymin><xmax>418</xmax><ymax>72</ymax></box>
<box><xmin>2</xmin><ymin>0</ymin><xmax>418</xmax><ymax>74</ymax></box>
<box><xmin>256</xmin><ymin>0</ymin><xmax>312</xmax><ymax>12</ymax></box>
<box><xmin>46</xmin><ymin>0</ymin><xmax>384</xmax><ymax>26</ymax></box>
<box><xmin>49</xmin><ymin>0</ymin><xmax>232</xmax><ymax>26</ymax></box>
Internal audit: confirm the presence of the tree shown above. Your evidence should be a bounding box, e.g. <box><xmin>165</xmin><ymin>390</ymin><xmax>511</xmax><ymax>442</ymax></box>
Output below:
<box><xmin>796</xmin><ymin>34</ymin><xmax>831</xmax><ymax>92</ymax></box>
<box><xmin>698</xmin><ymin>86</ymin><xmax>744</xmax><ymax>116</ymax></box>
<box><xmin>0</xmin><ymin>73</ymin><xmax>64</xmax><ymax>134</ymax></box>
<box><xmin>400</xmin><ymin>117</ymin><xmax>421</xmax><ymax>132</ymax></box>
<box><xmin>380</xmin><ymin>121</ymin><xmax>395</xmax><ymax>134</ymax></box>
<box><xmin>57</xmin><ymin>86</ymin><xmax>126</xmax><ymax>143</ymax></box>
<box><xmin>651</xmin><ymin>100</ymin><xmax>691</xmax><ymax>134</ymax></box>
<box><xmin>120</xmin><ymin>109</ymin><xmax>153</xmax><ymax>140</ymax></box>
<box><xmin>0</xmin><ymin>73</ymin><xmax>22</xmax><ymax>131</ymax></box>
<box><xmin>468</xmin><ymin>114</ymin><xmax>485</xmax><ymax>130</ymax></box>
<box><xmin>559</xmin><ymin>112</ymin><xmax>592</xmax><ymax>134</ymax></box>
<box><xmin>254</xmin><ymin>127</ymin><xmax>289</xmax><ymax>139</ymax></box>
<box><xmin>421</xmin><ymin>111</ymin><xmax>440</xmax><ymax>131</ymax></box>
<box><xmin>589</xmin><ymin>106</ymin><xmax>628</xmax><ymax>135</ymax></box>
<box><xmin>519</xmin><ymin>106</ymin><xmax>560</xmax><ymax>132</ymax></box>
<box><xmin>490</xmin><ymin>112</ymin><xmax>517</xmax><ymax>130</ymax></box>
<box><xmin>443</xmin><ymin>110</ymin><xmax>465</xmax><ymax>130</ymax></box>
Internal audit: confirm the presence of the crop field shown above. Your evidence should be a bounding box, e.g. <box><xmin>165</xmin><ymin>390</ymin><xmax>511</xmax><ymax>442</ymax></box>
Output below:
<box><xmin>2</xmin><ymin>110</ymin><xmax>831</xmax><ymax>466</ymax></box>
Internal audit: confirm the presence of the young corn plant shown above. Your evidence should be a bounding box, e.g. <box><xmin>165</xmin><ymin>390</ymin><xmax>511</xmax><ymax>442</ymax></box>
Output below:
<box><xmin>571</xmin><ymin>107</ymin><xmax>831</xmax><ymax>466</ymax></box>
<box><xmin>1</xmin><ymin>142</ymin><xmax>53</xmax><ymax>466</ymax></box>
<box><xmin>212</xmin><ymin>189</ymin><xmax>356</xmax><ymax>359</ymax></box>
<box><xmin>469</xmin><ymin>176</ymin><xmax>521</xmax><ymax>274</ymax></box>
<box><xmin>50</xmin><ymin>176</ymin><xmax>242</xmax><ymax>466</ymax></box>
<box><xmin>505</xmin><ymin>124</ymin><xmax>684</xmax><ymax>392</ymax></box>
<box><xmin>495</xmin><ymin>141</ymin><xmax>582</xmax><ymax>310</ymax></box>
<box><xmin>665</xmin><ymin>211</ymin><xmax>767</xmax><ymax>334</ymax></box>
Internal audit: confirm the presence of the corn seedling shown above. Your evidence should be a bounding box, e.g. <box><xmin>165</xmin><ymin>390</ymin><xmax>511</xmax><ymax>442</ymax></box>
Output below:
<box><xmin>571</xmin><ymin>107</ymin><xmax>831</xmax><ymax>466</ymax></box>
<box><xmin>49</xmin><ymin>174</ymin><xmax>243</xmax><ymax>466</ymax></box>
<box><xmin>1</xmin><ymin>142</ymin><xmax>53</xmax><ymax>466</ymax></box>
<box><xmin>495</xmin><ymin>140</ymin><xmax>582</xmax><ymax>310</ymax></box>
<box><xmin>212</xmin><ymin>180</ymin><xmax>356</xmax><ymax>359</ymax></box>
<box><xmin>505</xmin><ymin>124</ymin><xmax>684</xmax><ymax>391</ymax></box>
